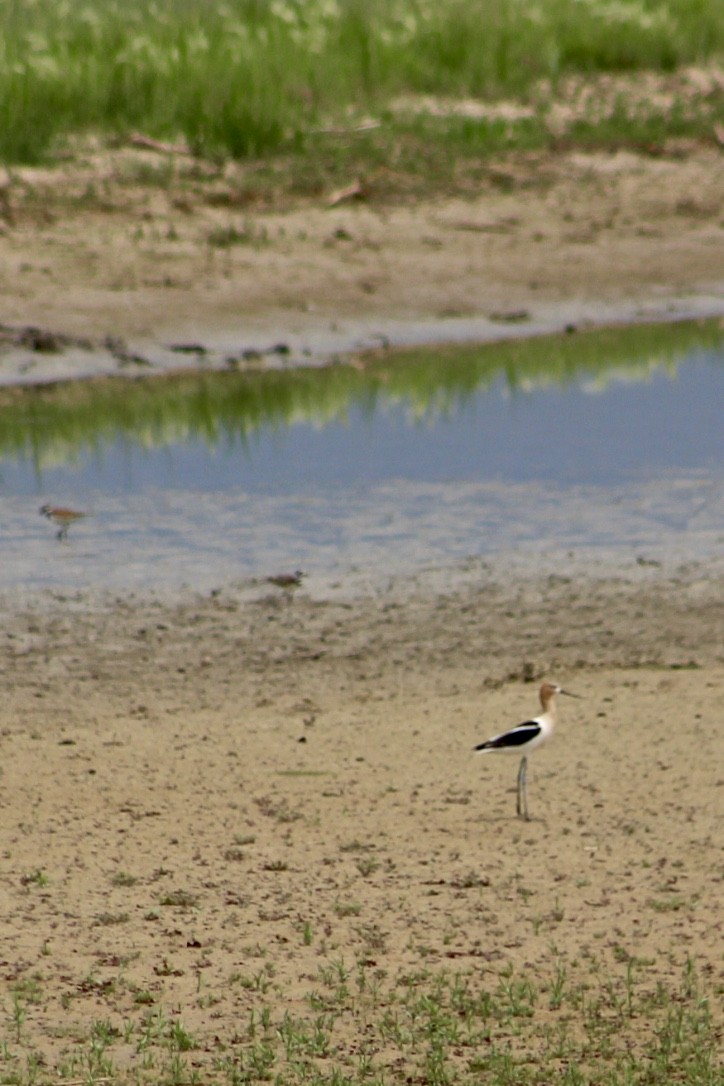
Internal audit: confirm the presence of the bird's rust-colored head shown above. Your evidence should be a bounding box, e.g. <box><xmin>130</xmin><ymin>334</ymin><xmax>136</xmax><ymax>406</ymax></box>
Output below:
<box><xmin>539</xmin><ymin>681</ymin><xmax>581</xmax><ymax>709</ymax></box>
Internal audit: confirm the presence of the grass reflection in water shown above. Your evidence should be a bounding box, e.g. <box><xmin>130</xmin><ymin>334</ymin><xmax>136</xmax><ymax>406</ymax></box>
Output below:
<box><xmin>0</xmin><ymin>319</ymin><xmax>720</xmax><ymax>477</ymax></box>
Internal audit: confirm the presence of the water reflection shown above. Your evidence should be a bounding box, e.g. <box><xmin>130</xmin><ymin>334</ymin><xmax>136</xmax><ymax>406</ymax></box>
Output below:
<box><xmin>0</xmin><ymin>319</ymin><xmax>721</xmax><ymax>595</ymax></box>
<box><xmin>0</xmin><ymin>319</ymin><xmax>721</xmax><ymax>488</ymax></box>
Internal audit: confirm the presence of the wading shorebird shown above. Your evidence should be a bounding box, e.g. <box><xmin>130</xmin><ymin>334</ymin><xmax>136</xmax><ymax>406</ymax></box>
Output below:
<box><xmin>474</xmin><ymin>681</ymin><xmax>581</xmax><ymax>821</ymax></box>
<box><xmin>39</xmin><ymin>504</ymin><xmax>88</xmax><ymax>541</ymax></box>
<box><xmin>266</xmin><ymin>569</ymin><xmax>306</xmax><ymax>598</ymax></box>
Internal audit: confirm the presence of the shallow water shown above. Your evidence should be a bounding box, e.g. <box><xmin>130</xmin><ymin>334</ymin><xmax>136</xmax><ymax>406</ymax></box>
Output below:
<box><xmin>1</xmin><ymin>322</ymin><xmax>722</xmax><ymax>597</ymax></box>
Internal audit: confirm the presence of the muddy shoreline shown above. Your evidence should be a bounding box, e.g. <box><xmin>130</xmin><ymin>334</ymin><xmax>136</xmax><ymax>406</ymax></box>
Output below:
<box><xmin>1</xmin><ymin>143</ymin><xmax>722</xmax><ymax>388</ymax></box>
<box><xmin>1</xmin><ymin>294</ymin><xmax>723</xmax><ymax>389</ymax></box>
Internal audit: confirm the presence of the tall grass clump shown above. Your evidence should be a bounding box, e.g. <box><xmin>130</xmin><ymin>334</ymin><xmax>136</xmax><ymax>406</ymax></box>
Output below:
<box><xmin>0</xmin><ymin>0</ymin><xmax>721</xmax><ymax>164</ymax></box>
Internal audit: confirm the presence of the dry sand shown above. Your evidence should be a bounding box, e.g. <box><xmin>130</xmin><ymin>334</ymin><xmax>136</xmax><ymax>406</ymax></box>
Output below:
<box><xmin>1</xmin><ymin>560</ymin><xmax>723</xmax><ymax>1076</ymax></box>
<box><xmin>0</xmin><ymin>139</ymin><xmax>723</xmax><ymax>1078</ymax></box>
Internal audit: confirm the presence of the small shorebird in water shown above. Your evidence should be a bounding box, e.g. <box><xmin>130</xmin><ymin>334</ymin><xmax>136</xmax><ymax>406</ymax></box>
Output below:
<box><xmin>474</xmin><ymin>681</ymin><xmax>581</xmax><ymax>820</ymax></box>
<box><xmin>39</xmin><ymin>504</ymin><xmax>89</xmax><ymax>541</ymax></box>
<box><xmin>266</xmin><ymin>569</ymin><xmax>306</xmax><ymax>599</ymax></box>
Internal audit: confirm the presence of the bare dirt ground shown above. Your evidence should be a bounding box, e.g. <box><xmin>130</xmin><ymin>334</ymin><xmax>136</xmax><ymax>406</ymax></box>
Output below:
<box><xmin>1</xmin><ymin>562</ymin><xmax>723</xmax><ymax>1077</ymax></box>
<box><xmin>0</xmin><ymin>138</ymin><xmax>723</xmax><ymax>1079</ymax></box>
<box><xmin>0</xmin><ymin>139</ymin><xmax>722</xmax><ymax>380</ymax></box>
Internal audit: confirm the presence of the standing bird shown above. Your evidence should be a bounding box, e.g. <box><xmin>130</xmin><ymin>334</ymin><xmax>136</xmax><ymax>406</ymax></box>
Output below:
<box><xmin>39</xmin><ymin>504</ymin><xmax>89</xmax><ymax>541</ymax></box>
<box><xmin>474</xmin><ymin>681</ymin><xmax>581</xmax><ymax>821</ymax></box>
<box><xmin>266</xmin><ymin>569</ymin><xmax>306</xmax><ymax>599</ymax></box>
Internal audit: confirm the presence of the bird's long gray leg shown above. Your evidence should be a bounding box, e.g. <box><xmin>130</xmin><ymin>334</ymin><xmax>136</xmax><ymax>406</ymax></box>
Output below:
<box><xmin>517</xmin><ymin>756</ymin><xmax>529</xmax><ymax>820</ymax></box>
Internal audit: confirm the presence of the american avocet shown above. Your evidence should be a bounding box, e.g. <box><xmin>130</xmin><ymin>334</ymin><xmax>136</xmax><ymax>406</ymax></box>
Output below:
<box><xmin>39</xmin><ymin>504</ymin><xmax>89</xmax><ymax>541</ymax></box>
<box><xmin>474</xmin><ymin>681</ymin><xmax>581</xmax><ymax>821</ymax></box>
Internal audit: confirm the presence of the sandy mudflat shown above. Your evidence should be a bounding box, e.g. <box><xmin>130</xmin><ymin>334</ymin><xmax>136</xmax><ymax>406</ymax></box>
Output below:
<box><xmin>0</xmin><ymin>141</ymin><xmax>723</xmax><ymax>382</ymax></box>
<box><xmin>1</xmin><ymin>554</ymin><xmax>722</xmax><ymax>1075</ymax></box>
<box><xmin>0</xmin><ymin>135</ymin><xmax>723</xmax><ymax>1077</ymax></box>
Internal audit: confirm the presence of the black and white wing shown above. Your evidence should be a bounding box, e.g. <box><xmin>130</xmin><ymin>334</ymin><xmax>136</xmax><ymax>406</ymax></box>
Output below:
<box><xmin>474</xmin><ymin>720</ymin><xmax>542</xmax><ymax>752</ymax></box>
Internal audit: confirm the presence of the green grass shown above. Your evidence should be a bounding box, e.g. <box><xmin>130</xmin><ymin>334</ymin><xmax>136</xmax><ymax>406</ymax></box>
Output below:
<box><xmin>0</xmin><ymin>957</ymin><xmax>718</xmax><ymax>1084</ymax></box>
<box><xmin>0</xmin><ymin>0</ymin><xmax>721</xmax><ymax>164</ymax></box>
